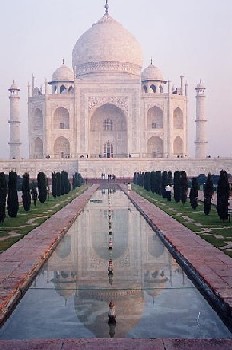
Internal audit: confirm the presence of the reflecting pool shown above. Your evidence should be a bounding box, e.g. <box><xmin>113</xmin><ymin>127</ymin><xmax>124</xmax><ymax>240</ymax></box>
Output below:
<box><xmin>0</xmin><ymin>189</ymin><xmax>231</xmax><ymax>339</ymax></box>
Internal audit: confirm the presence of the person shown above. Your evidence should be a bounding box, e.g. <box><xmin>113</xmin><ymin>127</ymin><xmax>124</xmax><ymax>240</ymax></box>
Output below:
<box><xmin>108</xmin><ymin>301</ymin><xmax>116</xmax><ymax>324</ymax></box>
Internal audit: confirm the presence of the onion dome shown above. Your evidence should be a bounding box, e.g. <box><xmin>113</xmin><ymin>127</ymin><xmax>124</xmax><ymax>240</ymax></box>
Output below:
<box><xmin>142</xmin><ymin>61</ymin><xmax>164</xmax><ymax>82</ymax></box>
<box><xmin>52</xmin><ymin>62</ymin><xmax>74</xmax><ymax>82</ymax></box>
<box><xmin>72</xmin><ymin>12</ymin><xmax>143</xmax><ymax>77</ymax></box>
<box><xmin>8</xmin><ymin>80</ymin><xmax>20</xmax><ymax>91</ymax></box>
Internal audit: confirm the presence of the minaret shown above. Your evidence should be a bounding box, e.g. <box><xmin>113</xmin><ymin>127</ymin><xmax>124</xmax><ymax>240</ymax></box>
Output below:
<box><xmin>195</xmin><ymin>80</ymin><xmax>207</xmax><ymax>158</ymax></box>
<box><xmin>8</xmin><ymin>81</ymin><xmax>21</xmax><ymax>159</ymax></box>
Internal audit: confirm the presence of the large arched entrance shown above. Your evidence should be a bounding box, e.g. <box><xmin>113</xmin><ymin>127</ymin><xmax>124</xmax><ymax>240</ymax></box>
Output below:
<box><xmin>90</xmin><ymin>104</ymin><xmax>127</xmax><ymax>158</ymax></box>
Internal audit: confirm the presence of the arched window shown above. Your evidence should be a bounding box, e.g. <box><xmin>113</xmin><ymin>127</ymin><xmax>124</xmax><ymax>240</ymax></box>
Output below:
<box><xmin>34</xmin><ymin>137</ymin><xmax>43</xmax><ymax>159</ymax></box>
<box><xmin>173</xmin><ymin>136</ymin><xmax>183</xmax><ymax>156</ymax></box>
<box><xmin>147</xmin><ymin>136</ymin><xmax>163</xmax><ymax>157</ymax></box>
<box><xmin>33</xmin><ymin>108</ymin><xmax>43</xmax><ymax>131</ymax></box>
<box><xmin>147</xmin><ymin>106</ymin><xmax>163</xmax><ymax>129</ymax></box>
<box><xmin>54</xmin><ymin>107</ymin><xmax>70</xmax><ymax>129</ymax></box>
<box><xmin>103</xmin><ymin>119</ymin><xmax>113</xmax><ymax>131</ymax></box>
<box><xmin>60</xmin><ymin>85</ymin><xmax>66</xmax><ymax>94</ymax></box>
<box><xmin>173</xmin><ymin>107</ymin><xmax>183</xmax><ymax>129</ymax></box>
<box><xmin>54</xmin><ymin>136</ymin><xmax>70</xmax><ymax>158</ymax></box>
<box><xmin>150</xmin><ymin>84</ymin><xmax>156</xmax><ymax>93</ymax></box>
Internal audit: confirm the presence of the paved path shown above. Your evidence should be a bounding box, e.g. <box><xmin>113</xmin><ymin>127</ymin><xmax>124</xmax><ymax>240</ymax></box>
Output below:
<box><xmin>0</xmin><ymin>184</ymin><xmax>232</xmax><ymax>349</ymax></box>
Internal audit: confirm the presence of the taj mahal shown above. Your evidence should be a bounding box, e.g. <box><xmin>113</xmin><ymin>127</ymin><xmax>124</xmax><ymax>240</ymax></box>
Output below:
<box><xmin>3</xmin><ymin>2</ymin><xmax>232</xmax><ymax>178</ymax></box>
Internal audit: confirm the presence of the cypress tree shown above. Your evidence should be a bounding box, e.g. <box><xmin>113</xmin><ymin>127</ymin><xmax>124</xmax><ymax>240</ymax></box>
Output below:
<box><xmin>161</xmin><ymin>171</ymin><xmax>168</xmax><ymax>198</ymax></box>
<box><xmin>7</xmin><ymin>171</ymin><xmax>19</xmax><ymax>217</ymax></box>
<box><xmin>52</xmin><ymin>172</ymin><xmax>57</xmax><ymax>197</ymax></box>
<box><xmin>155</xmin><ymin>171</ymin><xmax>162</xmax><ymax>195</ymax></box>
<box><xmin>56</xmin><ymin>172</ymin><xmax>61</xmax><ymax>196</ymax></box>
<box><xmin>189</xmin><ymin>177</ymin><xmax>198</xmax><ymax>210</ymax></box>
<box><xmin>174</xmin><ymin>171</ymin><xmax>181</xmax><ymax>203</ymax></box>
<box><xmin>204</xmin><ymin>173</ymin><xmax>214</xmax><ymax>215</ymax></box>
<box><xmin>0</xmin><ymin>172</ymin><xmax>7</xmax><ymax>223</ymax></box>
<box><xmin>144</xmin><ymin>172</ymin><xmax>151</xmax><ymax>192</ymax></box>
<box><xmin>150</xmin><ymin>171</ymin><xmax>156</xmax><ymax>193</ymax></box>
<box><xmin>22</xmin><ymin>172</ymin><xmax>31</xmax><ymax>212</ymax></box>
<box><xmin>167</xmin><ymin>171</ymin><xmax>173</xmax><ymax>186</ymax></box>
<box><xmin>180</xmin><ymin>171</ymin><xmax>188</xmax><ymax>205</ymax></box>
<box><xmin>37</xmin><ymin>172</ymin><xmax>47</xmax><ymax>203</ymax></box>
<box><xmin>217</xmin><ymin>170</ymin><xmax>230</xmax><ymax>221</ymax></box>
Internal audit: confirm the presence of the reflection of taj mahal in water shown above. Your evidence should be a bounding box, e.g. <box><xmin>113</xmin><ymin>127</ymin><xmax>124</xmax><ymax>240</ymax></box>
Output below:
<box><xmin>7</xmin><ymin>1</ymin><xmax>210</xmax><ymax>179</ymax></box>
<box><xmin>45</xmin><ymin>190</ymin><xmax>188</xmax><ymax>337</ymax></box>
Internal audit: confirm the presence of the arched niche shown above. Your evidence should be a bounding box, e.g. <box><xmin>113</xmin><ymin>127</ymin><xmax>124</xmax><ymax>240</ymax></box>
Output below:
<box><xmin>90</xmin><ymin>103</ymin><xmax>127</xmax><ymax>158</ymax></box>
<box><xmin>147</xmin><ymin>136</ymin><xmax>163</xmax><ymax>157</ymax></box>
<box><xmin>32</xmin><ymin>108</ymin><xmax>43</xmax><ymax>131</ymax></box>
<box><xmin>54</xmin><ymin>136</ymin><xmax>70</xmax><ymax>158</ymax></box>
<box><xmin>173</xmin><ymin>136</ymin><xmax>183</xmax><ymax>156</ymax></box>
<box><xmin>54</xmin><ymin>107</ymin><xmax>70</xmax><ymax>129</ymax></box>
<box><xmin>173</xmin><ymin>107</ymin><xmax>183</xmax><ymax>129</ymax></box>
<box><xmin>34</xmin><ymin>137</ymin><xmax>43</xmax><ymax>159</ymax></box>
<box><xmin>147</xmin><ymin>106</ymin><xmax>163</xmax><ymax>129</ymax></box>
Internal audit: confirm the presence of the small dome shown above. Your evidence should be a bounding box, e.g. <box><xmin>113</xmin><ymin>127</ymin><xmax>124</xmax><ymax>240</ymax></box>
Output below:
<box><xmin>196</xmin><ymin>80</ymin><xmax>205</xmax><ymax>90</ymax></box>
<box><xmin>52</xmin><ymin>63</ymin><xmax>74</xmax><ymax>82</ymax></box>
<box><xmin>72</xmin><ymin>14</ymin><xmax>143</xmax><ymax>77</ymax></box>
<box><xmin>9</xmin><ymin>80</ymin><xmax>20</xmax><ymax>91</ymax></box>
<box><xmin>142</xmin><ymin>63</ymin><xmax>164</xmax><ymax>82</ymax></box>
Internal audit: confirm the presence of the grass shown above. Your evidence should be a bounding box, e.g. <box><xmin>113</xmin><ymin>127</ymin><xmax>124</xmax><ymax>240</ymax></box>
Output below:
<box><xmin>0</xmin><ymin>185</ymin><xmax>87</xmax><ymax>253</ymax></box>
<box><xmin>133</xmin><ymin>185</ymin><xmax>232</xmax><ymax>258</ymax></box>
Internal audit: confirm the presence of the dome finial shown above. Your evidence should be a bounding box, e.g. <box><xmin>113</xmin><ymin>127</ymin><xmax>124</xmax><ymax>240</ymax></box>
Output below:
<box><xmin>105</xmin><ymin>0</ymin><xmax>109</xmax><ymax>15</ymax></box>
<box><xmin>150</xmin><ymin>57</ymin><xmax>153</xmax><ymax>65</ymax></box>
<box><xmin>62</xmin><ymin>58</ymin><xmax>65</xmax><ymax>65</ymax></box>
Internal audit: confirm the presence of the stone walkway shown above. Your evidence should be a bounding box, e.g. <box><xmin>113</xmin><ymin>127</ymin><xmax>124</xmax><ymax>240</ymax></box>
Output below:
<box><xmin>1</xmin><ymin>184</ymin><xmax>232</xmax><ymax>349</ymax></box>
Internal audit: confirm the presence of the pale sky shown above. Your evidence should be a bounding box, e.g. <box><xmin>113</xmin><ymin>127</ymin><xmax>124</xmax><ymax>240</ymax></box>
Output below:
<box><xmin>0</xmin><ymin>0</ymin><xmax>232</xmax><ymax>159</ymax></box>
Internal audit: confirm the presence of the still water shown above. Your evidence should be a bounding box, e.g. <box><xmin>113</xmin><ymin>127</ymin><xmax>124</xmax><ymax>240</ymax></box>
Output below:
<box><xmin>0</xmin><ymin>189</ymin><xmax>231</xmax><ymax>339</ymax></box>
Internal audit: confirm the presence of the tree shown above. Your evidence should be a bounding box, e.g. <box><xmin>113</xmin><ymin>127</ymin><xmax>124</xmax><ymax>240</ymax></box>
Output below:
<box><xmin>56</xmin><ymin>172</ymin><xmax>61</xmax><ymax>197</ymax></box>
<box><xmin>0</xmin><ymin>172</ymin><xmax>7</xmax><ymax>223</ymax></box>
<box><xmin>154</xmin><ymin>171</ymin><xmax>162</xmax><ymax>195</ymax></box>
<box><xmin>150</xmin><ymin>171</ymin><xmax>156</xmax><ymax>193</ymax></box>
<box><xmin>61</xmin><ymin>171</ymin><xmax>70</xmax><ymax>194</ymax></box>
<box><xmin>7</xmin><ymin>171</ymin><xmax>19</xmax><ymax>218</ymax></box>
<box><xmin>189</xmin><ymin>177</ymin><xmax>198</xmax><ymax>210</ymax></box>
<box><xmin>174</xmin><ymin>171</ymin><xmax>181</xmax><ymax>203</ymax></box>
<box><xmin>22</xmin><ymin>173</ymin><xmax>31</xmax><ymax>211</ymax></box>
<box><xmin>161</xmin><ymin>171</ymin><xmax>168</xmax><ymax>198</ymax></box>
<box><xmin>52</xmin><ymin>172</ymin><xmax>57</xmax><ymax>198</ymax></box>
<box><xmin>180</xmin><ymin>171</ymin><xmax>188</xmax><ymax>205</ymax></box>
<box><xmin>37</xmin><ymin>172</ymin><xmax>47</xmax><ymax>203</ymax></box>
<box><xmin>204</xmin><ymin>173</ymin><xmax>214</xmax><ymax>215</ymax></box>
<box><xmin>217</xmin><ymin>170</ymin><xmax>230</xmax><ymax>221</ymax></box>
<box><xmin>144</xmin><ymin>172</ymin><xmax>151</xmax><ymax>192</ymax></box>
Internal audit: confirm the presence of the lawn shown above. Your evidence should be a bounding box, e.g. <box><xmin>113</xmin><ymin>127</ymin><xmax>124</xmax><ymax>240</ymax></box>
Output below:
<box><xmin>0</xmin><ymin>185</ymin><xmax>87</xmax><ymax>253</ymax></box>
<box><xmin>133</xmin><ymin>185</ymin><xmax>232</xmax><ymax>258</ymax></box>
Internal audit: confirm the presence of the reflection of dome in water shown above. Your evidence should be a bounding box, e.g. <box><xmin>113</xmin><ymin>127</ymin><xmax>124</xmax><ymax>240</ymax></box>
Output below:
<box><xmin>148</xmin><ymin>233</ymin><xmax>164</xmax><ymax>258</ymax></box>
<box><xmin>52</xmin><ymin>271</ymin><xmax>77</xmax><ymax>298</ymax></box>
<box><xmin>74</xmin><ymin>288</ymin><xmax>144</xmax><ymax>337</ymax></box>
<box><xmin>55</xmin><ymin>235</ymin><xmax>71</xmax><ymax>259</ymax></box>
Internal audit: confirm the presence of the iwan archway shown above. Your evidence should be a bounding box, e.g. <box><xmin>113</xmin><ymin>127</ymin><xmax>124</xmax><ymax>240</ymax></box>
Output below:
<box><xmin>90</xmin><ymin>104</ymin><xmax>127</xmax><ymax>158</ymax></box>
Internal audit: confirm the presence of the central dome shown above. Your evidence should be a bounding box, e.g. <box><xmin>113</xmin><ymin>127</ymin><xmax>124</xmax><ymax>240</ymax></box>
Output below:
<box><xmin>72</xmin><ymin>13</ymin><xmax>143</xmax><ymax>77</ymax></box>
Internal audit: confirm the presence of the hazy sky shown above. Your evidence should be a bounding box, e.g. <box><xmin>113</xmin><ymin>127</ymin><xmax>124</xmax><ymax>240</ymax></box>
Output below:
<box><xmin>0</xmin><ymin>0</ymin><xmax>232</xmax><ymax>159</ymax></box>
